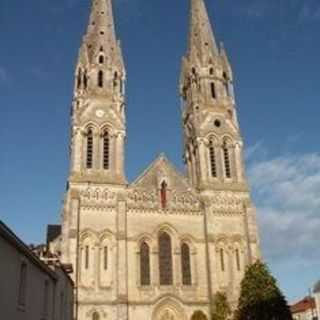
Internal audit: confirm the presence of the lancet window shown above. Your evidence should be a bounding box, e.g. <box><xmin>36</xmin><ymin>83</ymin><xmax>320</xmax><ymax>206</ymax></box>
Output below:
<box><xmin>181</xmin><ymin>243</ymin><xmax>192</xmax><ymax>286</ymax></box>
<box><xmin>140</xmin><ymin>242</ymin><xmax>151</xmax><ymax>286</ymax></box>
<box><xmin>159</xmin><ymin>232</ymin><xmax>173</xmax><ymax>285</ymax></box>
<box><xmin>220</xmin><ymin>248</ymin><xmax>225</xmax><ymax>272</ymax></box>
<box><xmin>223</xmin><ymin>144</ymin><xmax>231</xmax><ymax>178</ymax></box>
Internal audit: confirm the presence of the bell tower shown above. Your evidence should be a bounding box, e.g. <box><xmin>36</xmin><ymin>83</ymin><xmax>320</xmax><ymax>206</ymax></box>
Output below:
<box><xmin>70</xmin><ymin>0</ymin><xmax>126</xmax><ymax>185</ymax></box>
<box><xmin>180</xmin><ymin>0</ymin><xmax>247</xmax><ymax>191</ymax></box>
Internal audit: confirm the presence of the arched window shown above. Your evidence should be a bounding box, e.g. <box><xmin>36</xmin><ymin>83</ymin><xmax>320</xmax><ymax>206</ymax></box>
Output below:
<box><xmin>77</xmin><ymin>68</ymin><xmax>82</xmax><ymax>89</ymax></box>
<box><xmin>86</xmin><ymin>129</ymin><xmax>94</xmax><ymax>169</ymax></box>
<box><xmin>181</xmin><ymin>243</ymin><xmax>192</xmax><ymax>286</ymax></box>
<box><xmin>140</xmin><ymin>242</ymin><xmax>151</xmax><ymax>286</ymax></box>
<box><xmin>98</xmin><ymin>70</ymin><xmax>104</xmax><ymax>88</ymax></box>
<box><xmin>220</xmin><ymin>248</ymin><xmax>225</xmax><ymax>272</ymax></box>
<box><xmin>235</xmin><ymin>248</ymin><xmax>241</xmax><ymax>271</ymax></box>
<box><xmin>159</xmin><ymin>232</ymin><xmax>173</xmax><ymax>285</ymax></box>
<box><xmin>209</xmin><ymin>67</ymin><xmax>214</xmax><ymax>75</ymax></box>
<box><xmin>99</xmin><ymin>55</ymin><xmax>104</xmax><ymax>64</ymax></box>
<box><xmin>210</xmin><ymin>82</ymin><xmax>216</xmax><ymax>99</ymax></box>
<box><xmin>209</xmin><ymin>141</ymin><xmax>217</xmax><ymax>178</ymax></box>
<box><xmin>103</xmin><ymin>246</ymin><xmax>108</xmax><ymax>270</ymax></box>
<box><xmin>92</xmin><ymin>312</ymin><xmax>100</xmax><ymax>320</ymax></box>
<box><xmin>223</xmin><ymin>144</ymin><xmax>231</xmax><ymax>178</ymax></box>
<box><xmin>85</xmin><ymin>245</ymin><xmax>90</xmax><ymax>269</ymax></box>
<box><xmin>103</xmin><ymin>131</ymin><xmax>110</xmax><ymax>170</ymax></box>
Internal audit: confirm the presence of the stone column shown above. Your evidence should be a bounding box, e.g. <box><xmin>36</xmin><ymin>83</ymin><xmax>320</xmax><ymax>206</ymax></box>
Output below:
<box><xmin>116</xmin><ymin>200</ymin><xmax>128</xmax><ymax>320</ymax></box>
<box><xmin>234</xmin><ymin>143</ymin><xmax>243</xmax><ymax>182</ymax></box>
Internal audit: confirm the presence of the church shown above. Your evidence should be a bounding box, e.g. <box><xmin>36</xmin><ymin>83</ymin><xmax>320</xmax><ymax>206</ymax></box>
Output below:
<box><xmin>51</xmin><ymin>0</ymin><xmax>261</xmax><ymax>319</ymax></box>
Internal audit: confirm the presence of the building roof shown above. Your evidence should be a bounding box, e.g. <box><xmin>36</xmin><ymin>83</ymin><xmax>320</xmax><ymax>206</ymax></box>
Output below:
<box><xmin>291</xmin><ymin>296</ymin><xmax>316</xmax><ymax>314</ymax></box>
<box><xmin>47</xmin><ymin>224</ymin><xmax>61</xmax><ymax>245</ymax></box>
<box><xmin>0</xmin><ymin>220</ymin><xmax>57</xmax><ymax>280</ymax></box>
<box><xmin>314</xmin><ymin>280</ymin><xmax>320</xmax><ymax>293</ymax></box>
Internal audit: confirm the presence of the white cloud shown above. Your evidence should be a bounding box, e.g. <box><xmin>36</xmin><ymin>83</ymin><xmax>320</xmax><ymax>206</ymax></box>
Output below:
<box><xmin>247</xmin><ymin>147</ymin><xmax>320</xmax><ymax>264</ymax></box>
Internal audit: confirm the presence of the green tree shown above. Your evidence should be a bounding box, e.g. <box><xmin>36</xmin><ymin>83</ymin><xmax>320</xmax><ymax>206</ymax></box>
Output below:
<box><xmin>211</xmin><ymin>292</ymin><xmax>232</xmax><ymax>320</ymax></box>
<box><xmin>235</xmin><ymin>260</ymin><xmax>292</xmax><ymax>320</ymax></box>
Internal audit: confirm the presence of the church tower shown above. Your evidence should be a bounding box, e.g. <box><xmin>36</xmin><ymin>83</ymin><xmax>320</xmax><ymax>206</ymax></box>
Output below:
<box><xmin>180</xmin><ymin>0</ymin><xmax>245</xmax><ymax>190</ymax></box>
<box><xmin>70</xmin><ymin>0</ymin><xmax>126</xmax><ymax>185</ymax></box>
<box><xmin>180</xmin><ymin>0</ymin><xmax>261</xmax><ymax>304</ymax></box>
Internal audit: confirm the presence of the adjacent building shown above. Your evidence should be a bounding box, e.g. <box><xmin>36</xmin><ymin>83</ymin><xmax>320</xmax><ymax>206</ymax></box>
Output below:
<box><xmin>291</xmin><ymin>296</ymin><xmax>318</xmax><ymax>320</ymax></box>
<box><xmin>0</xmin><ymin>220</ymin><xmax>74</xmax><ymax>320</ymax></box>
<box><xmin>49</xmin><ymin>0</ymin><xmax>261</xmax><ymax>319</ymax></box>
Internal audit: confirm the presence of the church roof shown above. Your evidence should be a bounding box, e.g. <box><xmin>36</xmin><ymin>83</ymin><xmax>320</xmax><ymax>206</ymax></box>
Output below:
<box><xmin>291</xmin><ymin>296</ymin><xmax>316</xmax><ymax>314</ymax></box>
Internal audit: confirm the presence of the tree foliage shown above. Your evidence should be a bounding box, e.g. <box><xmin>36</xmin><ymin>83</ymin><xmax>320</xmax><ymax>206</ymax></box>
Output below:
<box><xmin>211</xmin><ymin>292</ymin><xmax>232</xmax><ymax>320</ymax></box>
<box><xmin>235</xmin><ymin>260</ymin><xmax>292</xmax><ymax>320</ymax></box>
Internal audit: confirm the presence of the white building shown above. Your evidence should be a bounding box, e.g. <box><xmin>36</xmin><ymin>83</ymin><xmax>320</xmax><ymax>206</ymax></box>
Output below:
<box><xmin>52</xmin><ymin>0</ymin><xmax>261</xmax><ymax>319</ymax></box>
<box><xmin>0</xmin><ymin>220</ymin><xmax>74</xmax><ymax>320</ymax></box>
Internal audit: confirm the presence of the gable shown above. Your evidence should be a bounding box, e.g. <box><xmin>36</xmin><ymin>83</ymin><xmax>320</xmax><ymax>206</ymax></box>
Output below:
<box><xmin>128</xmin><ymin>154</ymin><xmax>201</xmax><ymax>213</ymax></box>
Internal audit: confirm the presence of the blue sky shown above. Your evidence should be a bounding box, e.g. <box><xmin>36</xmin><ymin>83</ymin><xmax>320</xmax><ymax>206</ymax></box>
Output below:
<box><xmin>1</xmin><ymin>0</ymin><xmax>320</xmax><ymax>303</ymax></box>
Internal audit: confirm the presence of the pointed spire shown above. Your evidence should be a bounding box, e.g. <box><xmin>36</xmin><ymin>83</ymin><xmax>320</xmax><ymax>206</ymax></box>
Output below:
<box><xmin>188</xmin><ymin>0</ymin><xmax>219</xmax><ymax>63</ymax></box>
<box><xmin>84</xmin><ymin>0</ymin><xmax>123</xmax><ymax>68</ymax></box>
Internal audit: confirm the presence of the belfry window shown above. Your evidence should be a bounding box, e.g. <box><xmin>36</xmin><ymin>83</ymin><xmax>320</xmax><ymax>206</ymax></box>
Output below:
<box><xmin>140</xmin><ymin>242</ymin><xmax>151</xmax><ymax>286</ymax></box>
<box><xmin>181</xmin><ymin>243</ymin><xmax>192</xmax><ymax>286</ymax></box>
<box><xmin>210</xmin><ymin>82</ymin><xmax>216</xmax><ymax>99</ymax></box>
<box><xmin>159</xmin><ymin>232</ymin><xmax>173</xmax><ymax>285</ymax></box>
<box><xmin>98</xmin><ymin>70</ymin><xmax>104</xmax><ymax>88</ymax></box>
<box><xmin>86</xmin><ymin>129</ymin><xmax>94</xmax><ymax>169</ymax></box>
<box><xmin>223</xmin><ymin>144</ymin><xmax>231</xmax><ymax>178</ymax></box>
<box><xmin>83</xmin><ymin>71</ymin><xmax>88</xmax><ymax>89</ymax></box>
<box><xmin>209</xmin><ymin>142</ymin><xmax>217</xmax><ymax>178</ymax></box>
<box><xmin>77</xmin><ymin>69</ymin><xmax>82</xmax><ymax>89</ymax></box>
<box><xmin>103</xmin><ymin>131</ymin><xmax>110</xmax><ymax>170</ymax></box>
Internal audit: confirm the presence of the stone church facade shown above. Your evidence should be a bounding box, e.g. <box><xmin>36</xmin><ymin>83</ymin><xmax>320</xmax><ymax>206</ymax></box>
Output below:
<box><xmin>56</xmin><ymin>0</ymin><xmax>261</xmax><ymax>319</ymax></box>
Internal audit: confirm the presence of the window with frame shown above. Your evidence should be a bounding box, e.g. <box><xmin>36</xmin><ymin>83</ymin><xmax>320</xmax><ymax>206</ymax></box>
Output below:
<box><xmin>77</xmin><ymin>68</ymin><xmax>82</xmax><ymax>89</ymax></box>
<box><xmin>18</xmin><ymin>262</ymin><xmax>27</xmax><ymax>307</ymax></box>
<box><xmin>98</xmin><ymin>70</ymin><xmax>104</xmax><ymax>88</ymax></box>
<box><xmin>140</xmin><ymin>241</ymin><xmax>151</xmax><ymax>286</ymax></box>
<box><xmin>86</xmin><ymin>129</ymin><xmax>94</xmax><ymax>169</ymax></box>
<box><xmin>159</xmin><ymin>232</ymin><xmax>173</xmax><ymax>285</ymax></box>
<box><xmin>103</xmin><ymin>131</ymin><xmax>110</xmax><ymax>170</ymax></box>
<box><xmin>181</xmin><ymin>243</ymin><xmax>192</xmax><ymax>286</ymax></box>
<box><xmin>103</xmin><ymin>246</ymin><xmax>108</xmax><ymax>270</ymax></box>
<box><xmin>210</xmin><ymin>82</ymin><xmax>216</xmax><ymax>99</ymax></box>
<box><xmin>235</xmin><ymin>248</ymin><xmax>241</xmax><ymax>271</ymax></box>
<box><xmin>85</xmin><ymin>245</ymin><xmax>90</xmax><ymax>269</ymax></box>
<box><xmin>220</xmin><ymin>248</ymin><xmax>225</xmax><ymax>272</ymax></box>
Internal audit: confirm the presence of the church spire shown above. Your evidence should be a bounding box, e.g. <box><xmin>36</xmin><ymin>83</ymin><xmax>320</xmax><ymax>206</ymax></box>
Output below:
<box><xmin>70</xmin><ymin>0</ymin><xmax>127</xmax><ymax>185</ymax></box>
<box><xmin>84</xmin><ymin>0</ymin><xmax>123</xmax><ymax>67</ymax></box>
<box><xmin>188</xmin><ymin>0</ymin><xmax>219</xmax><ymax>64</ymax></box>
